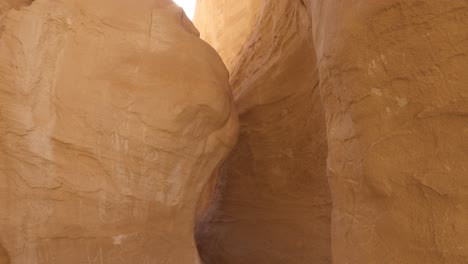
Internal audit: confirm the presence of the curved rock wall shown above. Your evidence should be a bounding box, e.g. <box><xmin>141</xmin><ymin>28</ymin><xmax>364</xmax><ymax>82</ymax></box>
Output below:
<box><xmin>1</xmin><ymin>0</ymin><xmax>467</xmax><ymax>263</ymax></box>
<box><xmin>195</xmin><ymin>1</ymin><xmax>331</xmax><ymax>264</ymax></box>
<box><xmin>0</xmin><ymin>0</ymin><xmax>238</xmax><ymax>263</ymax></box>
<box><xmin>196</xmin><ymin>0</ymin><xmax>468</xmax><ymax>263</ymax></box>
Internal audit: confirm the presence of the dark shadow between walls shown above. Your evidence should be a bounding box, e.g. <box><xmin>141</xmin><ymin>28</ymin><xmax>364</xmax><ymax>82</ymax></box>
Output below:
<box><xmin>193</xmin><ymin>1</ymin><xmax>331</xmax><ymax>263</ymax></box>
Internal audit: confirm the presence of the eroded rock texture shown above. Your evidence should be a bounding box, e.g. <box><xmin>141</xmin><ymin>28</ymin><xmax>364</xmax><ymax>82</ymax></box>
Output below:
<box><xmin>197</xmin><ymin>0</ymin><xmax>468</xmax><ymax>263</ymax></box>
<box><xmin>310</xmin><ymin>0</ymin><xmax>468</xmax><ymax>263</ymax></box>
<box><xmin>0</xmin><ymin>0</ymin><xmax>238</xmax><ymax>263</ymax></box>
<box><xmin>1</xmin><ymin>0</ymin><xmax>467</xmax><ymax>263</ymax></box>
<box><xmin>195</xmin><ymin>1</ymin><xmax>331</xmax><ymax>264</ymax></box>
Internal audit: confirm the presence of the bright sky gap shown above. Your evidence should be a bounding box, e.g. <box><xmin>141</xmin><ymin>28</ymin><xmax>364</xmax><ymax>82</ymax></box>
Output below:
<box><xmin>173</xmin><ymin>0</ymin><xmax>197</xmax><ymax>20</ymax></box>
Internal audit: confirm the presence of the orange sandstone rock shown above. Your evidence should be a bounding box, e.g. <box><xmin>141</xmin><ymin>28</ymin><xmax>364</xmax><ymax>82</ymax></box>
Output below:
<box><xmin>195</xmin><ymin>1</ymin><xmax>331</xmax><ymax>264</ymax></box>
<box><xmin>194</xmin><ymin>0</ymin><xmax>262</xmax><ymax>71</ymax></box>
<box><xmin>310</xmin><ymin>0</ymin><xmax>468</xmax><ymax>263</ymax></box>
<box><xmin>197</xmin><ymin>0</ymin><xmax>468</xmax><ymax>263</ymax></box>
<box><xmin>0</xmin><ymin>0</ymin><xmax>237</xmax><ymax>263</ymax></box>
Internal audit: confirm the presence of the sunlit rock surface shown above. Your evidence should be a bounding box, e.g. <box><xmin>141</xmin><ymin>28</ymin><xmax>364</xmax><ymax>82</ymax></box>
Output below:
<box><xmin>1</xmin><ymin>0</ymin><xmax>468</xmax><ymax>263</ymax></box>
<box><xmin>0</xmin><ymin>0</ymin><xmax>238</xmax><ymax>263</ymax></box>
<box><xmin>196</xmin><ymin>0</ymin><xmax>468</xmax><ymax>263</ymax></box>
<box><xmin>194</xmin><ymin>0</ymin><xmax>262</xmax><ymax>71</ymax></box>
<box><xmin>309</xmin><ymin>0</ymin><xmax>468</xmax><ymax>263</ymax></box>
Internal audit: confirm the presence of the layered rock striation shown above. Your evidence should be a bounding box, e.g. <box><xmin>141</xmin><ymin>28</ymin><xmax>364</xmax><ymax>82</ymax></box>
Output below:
<box><xmin>196</xmin><ymin>0</ymin><xmax>468</xmax><ymax>263</ymax></box>
<box><xmin>0</xmin><ymin>0</ymin><xmax>238</xmax><ymax>263</ymax></box>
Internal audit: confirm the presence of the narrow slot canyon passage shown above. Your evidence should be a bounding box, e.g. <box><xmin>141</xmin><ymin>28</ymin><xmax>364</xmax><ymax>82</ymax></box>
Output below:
<box><xmin>0</xmin><ymin>0</ymin><xmax>467</xmax><ymax>263</ymax></box>
<box><xmin>193</xmin><ymin>1</ymin><xmax>331</xmax><ymax>263</ymax></box>
<box><xmin>194</xmin><ymin>0</ymin><xmax>468</xmax><ymax>263</ymax></box>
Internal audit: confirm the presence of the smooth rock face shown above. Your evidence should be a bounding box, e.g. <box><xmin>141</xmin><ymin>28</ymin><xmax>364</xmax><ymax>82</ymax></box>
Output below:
<box><xmin>195</xmin><ymin>1</ymin><xmax>331</xmax><ymax>264</ymax></box>
<box><xmin>193</xmin><ymin>0</ymin><xmax>262</xmax><ymax>71</ymax></box>
<box><xmin>0</xmin><ymin>0</ymin><xmax>238</xmax><ymax>263</ymax></box>
<box><xmin>197</xmin><ymin>0</ymin><xmax>468</xmax><ymax>263</ymax></box>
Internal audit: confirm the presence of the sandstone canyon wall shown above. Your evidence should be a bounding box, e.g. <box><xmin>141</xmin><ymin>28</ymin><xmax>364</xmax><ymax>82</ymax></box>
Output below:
<box><xmin>0</xmin><ymin>0</ymin><xmax>238</xmax><ymax>263</ymax></box>
<box><xmin>0</xmin><ymin>0</ymin><xmax>467</xmax><ymax>263</ymax></box>
<box><xmin>195</xmin><ymin>1</ymin><xmax>331</xmax><ymax>264</ymax></box>
<box><xmin>196</xmin><ymin>0</ymin><xmax>468</xmax><ymax>263</ymax></box>
<box><xmin>310</xmin><ymin>0</ymin><xmax>468</xmax><ymax>263</ymax></box>
<box><xmin>193</xmin><ymin>0</ymin><xmax>263</xmax><ymax>71</ymax></box>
